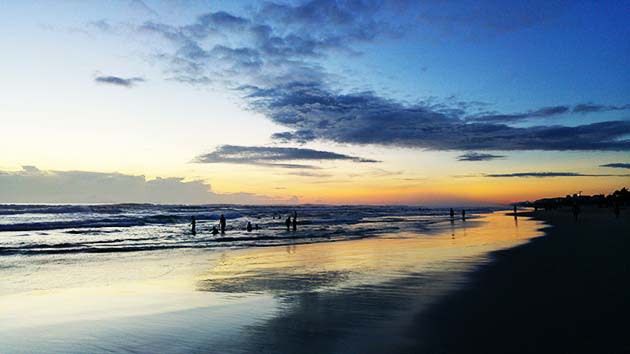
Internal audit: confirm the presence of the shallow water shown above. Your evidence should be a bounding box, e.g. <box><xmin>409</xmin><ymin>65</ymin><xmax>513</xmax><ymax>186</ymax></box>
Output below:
<box><xmin>0</xmin><ymin>204</ymin><xmax>495</xmax><ymax>254</ymax></box>
<box><xmin>0</xmin><ymin>210</ymin><xmax>543</xmax><ymax>353</ymax></box>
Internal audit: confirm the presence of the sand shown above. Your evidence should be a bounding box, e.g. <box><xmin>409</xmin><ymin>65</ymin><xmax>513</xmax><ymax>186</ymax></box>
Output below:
<box><xmin>411</xmin><ymin>206</ymin><xmax>630</xmax><ymax>353</ymax></box>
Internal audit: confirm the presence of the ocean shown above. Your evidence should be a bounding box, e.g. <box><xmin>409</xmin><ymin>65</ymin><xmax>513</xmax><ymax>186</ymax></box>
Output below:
<box><xmin>0</xmin><ymin>204</ymin><xmax>496</xmax><ymax>255</ymax></box>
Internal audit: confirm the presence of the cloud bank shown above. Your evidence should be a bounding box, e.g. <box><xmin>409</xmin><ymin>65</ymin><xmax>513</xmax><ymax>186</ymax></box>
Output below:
<box><xmin>0</xmin><ymin>166</ymin><xmax>295</xmax><ymax>204</ymax></box>
<box><xmin>125</xmin><ymin>2</ymin><xmax>630</xmax><ymax>153</ymax></box>
<box><xmin>467</xmin><ymin>103</ymin><xmax>630</xmax><ymax>123</ymax></box>
<box><xmin>484</xmin><ymin>172</ymin><xmax>628</xmax><ymax>178</ymax></box>
<box><xmin>194</xmin><ymin>145</ymin><xmax>378</xmax><ymax>169</ymax></box>
<box><xmin>600</xmin><ymin>163</ymin><xmax>630</xmax><ymax>169</ymax></box>
<box><xmin>456</xmin><ymin>152</ymin><xmax>505</xmax><ymax>161</ymax></box>
<box><xmin>95</xmin><ymin>75</ymin><xmax>145</xmax><ymax>87</ymax></box>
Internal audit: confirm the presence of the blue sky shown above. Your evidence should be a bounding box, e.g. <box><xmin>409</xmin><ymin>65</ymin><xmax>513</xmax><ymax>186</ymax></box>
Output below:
<box><xmin>0</xmin><ymin>0</ymin><xmax>628</xmax><ymax>204</ymax></box>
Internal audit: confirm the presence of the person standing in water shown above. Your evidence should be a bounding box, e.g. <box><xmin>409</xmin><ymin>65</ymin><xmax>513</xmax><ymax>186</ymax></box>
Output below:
<box><xmin>292</xmin><ymin>211</ymin><xmax>297</xmax><ymax>231</ymax></box>
<box><xmin>191</xmin><ymin>216</ymin><xmax>197</xmax><ymax>235</ymax></box>
<box><xmin>462</xmin><ymin>209</ymin><xmax>466</xmax><ymax>221</ymax></box>
<box><xmin>285</xmin><ymin>215</ymin><xmax>291</xmax><ymax>231</ymax></box>
<box><xmin>449</xmin><ymin>208</ymin><xmax>455</xmax><ymax>220</ymax></box>
<box><xmin>219</xmin><ymin>214</ymin><xmax>226</xmax><ymax>234</ymax></box>
<box><xmin>246</xmin><ymin>222</ymin><xmax>253</xmax><ymax>232</ymax></box>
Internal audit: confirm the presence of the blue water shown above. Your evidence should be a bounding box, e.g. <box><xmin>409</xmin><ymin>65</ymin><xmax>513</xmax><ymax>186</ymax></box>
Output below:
<box><xmin>0</xmin><ymin>204</ymin><xmax>496</xmax><ymax>255</ymax></box>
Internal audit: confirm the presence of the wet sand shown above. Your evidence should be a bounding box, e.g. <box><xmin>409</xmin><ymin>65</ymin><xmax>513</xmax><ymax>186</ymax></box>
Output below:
<box><xmin>0</xmin><ymin>211</ymin><xmax>544</xmax><ymax>353</ymax></box>
<box><xmin>413</xmin><ymin>206</ymin><xmax>630</xmax><ymax>353</ymax></box>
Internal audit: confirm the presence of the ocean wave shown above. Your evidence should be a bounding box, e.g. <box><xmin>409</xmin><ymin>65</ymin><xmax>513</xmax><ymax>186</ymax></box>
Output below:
<box><xmin>0</xmin><ymin>204</ymin><xmax>499</xmax><ymax>256</ymax></box>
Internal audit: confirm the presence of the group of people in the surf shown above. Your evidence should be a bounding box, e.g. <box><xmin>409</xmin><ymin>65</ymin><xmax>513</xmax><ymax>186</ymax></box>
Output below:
<box><xmin>449</xmin><ymin>208</ymin><xmax>467</xmax><ymax>221</ymax></box>
<box><xmin>189</xmin><ymin>212</ymin><xmax>298</xmax><ymax>235</ymax></box>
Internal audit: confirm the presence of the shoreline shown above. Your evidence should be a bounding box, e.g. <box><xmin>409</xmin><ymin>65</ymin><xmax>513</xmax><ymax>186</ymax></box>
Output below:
<box><xmin>410</xmin><ymin>206</ymin><xmax>630</xmax><ymax>353</ymax></box>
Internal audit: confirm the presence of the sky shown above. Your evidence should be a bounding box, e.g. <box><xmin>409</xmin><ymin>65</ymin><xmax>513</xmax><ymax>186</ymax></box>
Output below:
<box><xmin>0</xmin><ymin>0</ymin><xmax>629</xmax><ymax>205</ymax></box>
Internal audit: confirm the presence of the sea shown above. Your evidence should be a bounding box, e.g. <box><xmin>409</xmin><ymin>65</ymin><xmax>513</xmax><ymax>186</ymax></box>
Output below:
<box><xmin>0</xmin><ymin>204</ymin><xmax>496</xmax><ymax>255</ymax></box>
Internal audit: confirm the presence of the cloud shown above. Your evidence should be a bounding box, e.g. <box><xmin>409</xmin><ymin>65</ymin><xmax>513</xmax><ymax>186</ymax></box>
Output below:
<box><xmin>285</xmin><ymin>171</ymin><xmax>333</xmax><ymax>178</ymax></box>
<box><xmin>467</xmin><ymin>105</ymin><xmax>570</xmax><ymax>123</ymax></box>
<box><xmin>467</xmin><ymin>103</ymin><xmax>630</xmax><ymax>123</ymax></box>
<box><xmin>88</xmin><ymin>19</ymin><xmax>112</xmax><ymax>32</ymax></box>
<box><xmin>194</xmin><ymin>145</ymin><xmax>378</xmax><ymax>169</ymax></box>
<box><xmin>126</xmin><ymin>4</ymin><xmax>630</xmax><ymax>152</ymax></box>
<box><xmin>573</xmin><ymin>103</ymin><xmax>630</xmax><ymax>113</ymax></box>
<box><xmin>484</xmin><ymin>172</ymin><xmax>628</xmax><ymax>178</ymax></box>
<box><xmin>600</xmin><ymin>163</ymin><xmax>630</xmax><ymax>169</ymax></box>
<box><xmin>0</xmin><ymin>166</ymin><xmax>295</xmax><ymax>204</ymax></box>
<box><xmin>95</xmin><ymin>75</ymin><xmax>145</xmax><ymax>87</ymax></box>
<box><xmin>248</xmin><ymin>82</ymin><xmax>630</xmax><ymax>151</ymax></box>
<box><xmin>457</xmin><ymin>152</ymin><xmax>505</xmax><ymax>161</ymax></box>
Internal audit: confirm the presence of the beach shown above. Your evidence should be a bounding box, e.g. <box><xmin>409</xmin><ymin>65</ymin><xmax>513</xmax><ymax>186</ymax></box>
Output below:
<box><xmin>1</xmin><ymin>206</ymin><xmax>627</xmax><ymax>353</ymax></box>
<box><xmin>414</xmin><ymin>206</ymin><xmax>630</xmax><ymax>353</ymax></box>
<box><xmin>0</xmin><ymin>209</ymin><xmax>542</xmax><ymax>353</ymax></box>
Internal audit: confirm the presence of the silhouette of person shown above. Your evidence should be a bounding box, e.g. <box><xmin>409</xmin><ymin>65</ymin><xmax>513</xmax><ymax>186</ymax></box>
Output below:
<box><xmin>292</xmin><ymin>211</ymin><xmax>297</xmax><ymax>231</ymax></box>
<box><xmin>247</xmin><ymin>221</ymin><xmax>253</xmax><ymax>232</ymax></box>
<box><xmin>462</xmin><ymin>209</ymin><xmax>466</xmax><ymax>221</ymax></box>
<box><xmin>285</xmin><ymin>215</ymin><xmax>291</xmax><ymax>231</ymax></box>
<box><xmin>572</xmin><ymin>203</ymin><xmax>580</xmax><ymax>222</ymax></box>
<box><xmin>211</xmin><ymin>226</ymin><xmax>219</xmax><ymax>235</ymax></box>
<box><xmin>255</xmin><ymin>224</ymin><xmax>260</xmax><ymax>230</ymax></box>
<box><xmin>450</xmin><ymin>208</ymin><xmax>455</xmax><ymax>219</ymax></box>
<box><xmin>191</xmin><ymin>216</ymin><xmax>197</xmax><ymax>235</ymax></box>
<box><xmin>220</xmin><ymin>214</ymin><xmax>226</xmax><ymax>234</ymax></box>
<box><xmin>614</xmin><ymin>202</ymin><xmax>620</xmax><ymax>219</ymax></box>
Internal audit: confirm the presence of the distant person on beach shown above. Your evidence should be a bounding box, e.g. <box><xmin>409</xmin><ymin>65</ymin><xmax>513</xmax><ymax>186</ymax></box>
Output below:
<box><xmin>247</xmin><ymin>222</ymin><xmax>253</xmax><ymax>232</ymax></box>
<box><xmin>513</xmin><ymin>205</ymin><xmax>518</xmax><ymax>218</ymax></box>
<box><xmin>191</xmin><ymin>216</ymin><xmax>197</xmax><ymax>235</ymax></box>
<box><xmin>292</xmin><ymin>211</ymin><xmax>297</xmax><ymax>231</ymax></box>
<box><xmin>220</xmin><ymin>214</ymin><xmax>226</xmax><ymax>233</ymax></box>
<box><xmin>255</xmin><ymin>224</ymin><xmax>259</xmax><ymax>230</ymax></box>
<box><xmin>211</xmin><ymin>226</ymin><xmax>219</xmax><ymax>235</ymax></box>
<box><xmin>462</xmin><ymin>209</ymin><xmax>466</xmax><ymax>221</ymax></box>
<box><xmin>614</xmin><ymin>202</ymin><xmax>620</xmax><ymax>219</ymax></box>
<box><xmin>450</xmin><ymin>208</ymin><xmax>455</xmax><ymax>219</ymax></box>
<box><xmin>285</xmin><ymin>215</ymin><xmax>291</xmax><ymax>231</ymax></box>
<box><xmin>572</xmin><ymin>203</ymin><xmax>581</xmax><ymax>222</ymax></box>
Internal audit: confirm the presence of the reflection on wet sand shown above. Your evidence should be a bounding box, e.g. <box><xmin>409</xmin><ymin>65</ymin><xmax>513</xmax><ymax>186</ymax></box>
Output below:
<box><xmin>192</xmin><ymin>212</ymin><xmax>544</xmax><ymax>353</ymax></box>
<box><xmin>196</xmin><ymin>211</ymin><xmax>542</xmax><ymax>296</ymax></box>
<box><xmin>0</xmin><ymin>211</ymin><xmax>544</xmax><ymax>353</ymax></box>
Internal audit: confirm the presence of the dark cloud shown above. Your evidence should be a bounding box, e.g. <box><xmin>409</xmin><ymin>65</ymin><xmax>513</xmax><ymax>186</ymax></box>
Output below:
<box><xmin>129</xmin><ymin>3</ymin><xmax>630</xmax><ymax>153</ymax></box>
<box><xmin>573</xmin><ymin>103</ymin><xmax>630</xmax><ymax>113</ymax></box>
<box><xmin>468</xmin><ymin>103</ymin><xmax>630</xmax><ymax>123</ymax></box>
<box><xmin>0</xmin><ymin>166</ymin><xmax>296</xmax><ymax>204</ymax></box>
<box><xmin>194</xmin><ymin>145</ymin><xmax>379</xmax><ymax>169</ymax></box>
<box><xmin>457</xmin><ymin>152</ymin><xmax>505</xmax><ymax>161</ymax></box>
<box><xmin>136</xmin><ymin>1</ymin><xmax>411</xmax><ymax>82</ymax></box>
<box><xmin>245</xmin><ymin>82</ymin><xmax>630</xmax><ymax>151</ymax></box>
<box><xmin>600</xmin><ymin>163</ymin><xmax>630</xmax><ymax>169</ymax></box>
<box><xmin>95</xmin><ymin>75</ymin><xmax>145</xmax><ymax>87</ymax></box>
<box><xmin>468</xmin><ymin>105</ymin><xmax>570</xmax><ymax>123</ymax></box>
<box><xmin>485</xmin><ymin>172</ymin><xmax>627</xmax><ymax>178</ymax></box>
